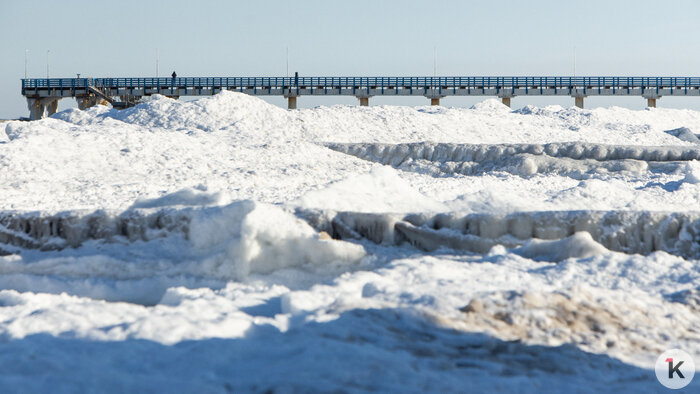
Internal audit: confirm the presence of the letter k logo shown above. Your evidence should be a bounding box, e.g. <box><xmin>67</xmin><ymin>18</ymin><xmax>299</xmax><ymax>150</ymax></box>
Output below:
<box><xmin>667</xmin><ymin>358</ymin><xmax>685</xmax><ymax>379</ymax></box>
<box><xmin>656</xmin><ymin>349</ymin><xmax>694</xmax><ymax>389</ymax></box>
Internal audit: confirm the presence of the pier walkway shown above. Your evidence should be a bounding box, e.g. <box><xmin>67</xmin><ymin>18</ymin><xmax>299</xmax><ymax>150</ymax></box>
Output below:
<box><xmin>21</xmin><ymin>76</ymin><xmax>700</xmax><ymax>119</ymax></box>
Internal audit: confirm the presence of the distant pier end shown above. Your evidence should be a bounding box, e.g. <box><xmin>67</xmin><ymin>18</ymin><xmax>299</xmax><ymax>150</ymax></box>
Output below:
<box><xmin>21</xmin><ymin>76</ymin><xmax>700</xmax><ymax>119</ymax></box>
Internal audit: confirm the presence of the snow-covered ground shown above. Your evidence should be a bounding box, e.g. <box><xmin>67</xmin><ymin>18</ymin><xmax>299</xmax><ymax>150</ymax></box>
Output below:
<box><xmin>1</xmin><ymin>92</ymin><xmax>699</xmax><ymax>392</ymax></box>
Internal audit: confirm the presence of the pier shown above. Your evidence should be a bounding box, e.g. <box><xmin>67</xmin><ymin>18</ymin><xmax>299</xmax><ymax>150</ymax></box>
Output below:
<box><xmin>21</xmin><ymin>76</ymin><xmax>700</xmax><ymax>119</ymax></box>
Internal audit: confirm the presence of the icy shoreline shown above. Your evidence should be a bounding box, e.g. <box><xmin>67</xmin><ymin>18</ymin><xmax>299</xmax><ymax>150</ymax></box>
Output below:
<box><xmin>1</xmin><ymin>92</ymin><xmax>699</xmax><ymax>392</ymax></box>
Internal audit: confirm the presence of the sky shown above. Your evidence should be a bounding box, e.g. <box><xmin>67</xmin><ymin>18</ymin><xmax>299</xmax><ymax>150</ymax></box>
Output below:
<box><xmin>2</xmin><ymin>0</ymin><xmax>700</xmax><ymax>118</ymax></box>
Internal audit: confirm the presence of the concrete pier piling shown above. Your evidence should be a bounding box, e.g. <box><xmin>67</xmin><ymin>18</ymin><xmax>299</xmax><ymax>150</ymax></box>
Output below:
<box><xmin>46</xmin><ymin>100</ymin><xmax>58</xmax><ymax>116</ymax></box>
<box><xmin>430</xmin><ymin>98</ymin><xmax>440</xmax><ymax>106</ymax></box>
<box><xmin>26</xmin><ymin>98</ymin><xmax>60</xmax><ymax>120</ymax></box>
<box><xmin>575</xmin><ymin>96</ymin><xmax>585</xmax><ymax>109</ymax></box>
<box><xmin>77</xmin><ymin>97</ymin><xmax>107</xmax><ymax>111</ymax></box>
<box><xmin>287</xmin><ymin>96</ymin><xmax>297</xmax><ymax>110</ymax></box>
<box><xmin>359</xmin><ymin>97</ymin><xmax>369</xmax><ymax>106</ymax></box>
<box><xmin>26</xmin><ymin>98</ymin><xmax>45</xmax><ymax>120</ymax></box>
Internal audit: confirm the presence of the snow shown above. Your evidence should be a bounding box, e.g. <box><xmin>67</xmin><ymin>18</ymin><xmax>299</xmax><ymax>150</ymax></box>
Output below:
<box><xmin>1</xmin><ymin>92</ymin><xmax>699</xmax><ymax>392</ymax></box>
<box><xmin>684</xmin><ymin>160</ymin><xmax>700</xmax><ymax>184</ymax></box>
<box><xmin>294</xmin><ymin>166</ymin><xmax>447</xmax><ymax>213</ymax></box>
<box><xmin>665</xmin><ymin>126</ymin><xmax>700</xmax><ymax>144</ymax></box>
<box><xmin>513</xmin><ymin>231</ymin><xmax>609</xmax><ymax>262</ymax></box>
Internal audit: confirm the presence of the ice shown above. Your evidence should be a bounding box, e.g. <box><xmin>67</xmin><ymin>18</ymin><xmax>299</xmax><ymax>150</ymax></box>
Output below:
<box><xmin>326</xmin><ymin>141</ymin><xmax>700</xmax><ymax>178</ymax></box>
<box><xmin>684</xmin><ymin>160</ymin><xmax>700</xmax><ymax>184</ymax></box>
<box><xmin>129</xmin><ymin>187</ymin><xmax>223</xmax><ymax>209</ymax></box>
<box><xmin>665</xmin><ymin>126</ymin><xmax>700</xmax><ymax>144</ymax></box>
<box><xmin>304</xmin><ymin>209</ymin><xmax>700</xmax><ymax>259</ymax></box>
<box><xmin>513</xmin><ymin>232</ymin><xmax>609</xmax><ymax>262</ymax></box>
<box><xmin>188</xmin><ymin>201</ymin><xmax>366</xmax><ymax>279</ymax></box>
<box><xmin>2</xmin><ymin>92</ymin><xmax>700</xmax><ymax>391</ymax></box>
<box><xmin>397</xmin><ymin>154</ymin><xmax>661</xmax><ymax>179</ymax></box>
<box><xmin>3</xmin><ymin>92</ymin><xmax>699</xmax><ymax>212</ymax></box>
<box><xmin>0</xmin><ymin>200</ymin><xmax>365</xmax><ymax>304</ymax></box>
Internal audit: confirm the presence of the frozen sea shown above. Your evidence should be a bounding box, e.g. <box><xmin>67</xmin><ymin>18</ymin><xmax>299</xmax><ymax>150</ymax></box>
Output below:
<box><xmin>0</xmin><ymin>92</ymin><xmax>699</xmax><ymax>392</ymax></box>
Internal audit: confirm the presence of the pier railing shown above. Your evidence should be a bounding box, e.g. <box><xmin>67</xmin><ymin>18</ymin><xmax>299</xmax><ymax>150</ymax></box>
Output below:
<box><xmin>21</xmin><ymin>76</ymin><xmax>700</xmax><ymax>91</ymax></box>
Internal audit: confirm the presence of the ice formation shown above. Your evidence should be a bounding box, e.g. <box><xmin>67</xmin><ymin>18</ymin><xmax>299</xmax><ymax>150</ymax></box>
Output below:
<box><xmin>298</xmin><ymin>209</ymin><xmax>700</xmax><ymax>259</ymax></box>
<box><xmin>0</xmin><ymin>199</ymin><xmax>365</xmax><ymax>304</ymax></box>
<box><xmin>326</xmin><ymin>142</ymin><xmax>700</xmax><ymax>178</ymax></box>
<box><xmin>665</xmin><ymin>126</ymin><xmax>700</xmax><ymax>144</ymax></box>
<box><xmin>1</xmin><ymin>92</ymin><xmax>699</xmax><ymax>392</ymax></box>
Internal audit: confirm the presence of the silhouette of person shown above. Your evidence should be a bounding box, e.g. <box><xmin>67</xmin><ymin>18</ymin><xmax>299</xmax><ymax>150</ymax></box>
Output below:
<box><xmin>171</xmin><ymin>71</ymin><xmax>177</xmax><ymax>79</ymax></box>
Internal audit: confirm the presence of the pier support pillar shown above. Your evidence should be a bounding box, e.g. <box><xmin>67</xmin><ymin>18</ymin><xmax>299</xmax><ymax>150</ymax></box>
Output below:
<box><xmin>46</xmin><ymin>99</ymin><xmax>59</xmax><ymax>116</ymax></box>
<box><xmin>575</xmin><ymin>96</ymin><xmax>584</xmax><ymax>109</ymax></box>
<box><xmin>287</xmin><ymin>96</ymin><xmax>297</xmax><ymax>110</ymax></box>
<box><xmin>430</xmin><ymin>98</ymin><xmax>440</xmax><ymax>106</ymax></box>
<box><xmin>77</xmin><ymin>96</ymin><xmax>108</xmax><ymax>110</ymax></box>
<box><xmin>26</xmin><ymin>97</ymin><xmax>60</xmax><ymax>120</ymax></box>
<box><xmin>359</xmin><ymin>97</ymin><xmax>369</xmax><ymax>106</ymax></box>
<box><xmin>78</xmin><ymin>97</ymin><xmax>91</xmax><ymax>110</ymax></box>
<box><xmin>647</xmin><ymin>98</ymin><xmax>657</xmax><ymax>108</ymax></box>
<box><xmin>501</xmin><ymin>97</ymin><xmax>511</xmax><ymax>108</ymax></box>
<box><xmin>27</xmin><ymin>98</ymin><xmax>46</xmax><ymax>121</ymax></box>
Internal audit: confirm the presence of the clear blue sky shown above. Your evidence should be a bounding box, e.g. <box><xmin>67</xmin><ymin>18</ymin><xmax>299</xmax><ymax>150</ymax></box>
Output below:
<box><xmin>2</xmin><ymin>0</ymin><xmax>700</xmax><ymax>118</ymax></box>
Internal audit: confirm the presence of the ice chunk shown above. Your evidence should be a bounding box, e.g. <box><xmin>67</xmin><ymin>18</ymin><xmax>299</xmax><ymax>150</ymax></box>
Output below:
<box><xmin>665</xmin><ymin>127</ymin><xmax>700</xmax><ymax>144</ymax></box>
<box><xmin>683</xmin><ymin>160</ymin><xmax>700</xmax><ymax>184</ymax></box>
<box><xmin>129</xmin><ymin>188</ymin><xmax>224</xmax><ymax>209</ymax></box>
<box><xmin>190</xmin><ymin>201</ymin><xmax>366</xmax><ymax>279</ymax></box>
<box><xmin>513</xmin><ymin>232</ymin><xmax>609</xmax><ymax>262</ymax></box>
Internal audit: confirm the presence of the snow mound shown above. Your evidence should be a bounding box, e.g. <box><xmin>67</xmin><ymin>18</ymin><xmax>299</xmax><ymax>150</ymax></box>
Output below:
<box><xmin>665</xmin><ymin>127</ymin><xmax>700</xmax><ymax>144</ymax></box>
<box><xmin>515</xmin><ymin>104</ymin><xmax>567</xmax><ymax>116</ymax></box>
<box><xmin>470</xmin><ymin>98</ymin><xmax>511</xmax><ymax>114</ymax></box>
<box><xmin>294</xmin><ymin>166</ymin><xmax>447</xmax><ymax>213</ymax></box>
<box><xmin>683</xmin><ymin>160</ymin><xmax>700</xmax><ymax>184</ymax></box>
<box><xmin>513</xmin><ymin>232</ymin><xmax>608</xmax><ymax>262</ymax></box>
<box><xmin>0</xmin><ymin>126</ymin><xmax>9</xmax><ymax>142</ymax></box>
<box><xmin>65</xmin><ymin>91</ymin><xmax>289</xmax><ymax>133</ymax></box>
<box><xmin>189</xmin><ymin>201</ymin><xmax>366</xmax><ymax>279</ymax></box>
<box><xmin>52</xmin><ymin>105</ymin><xmax>112</xmax><ymax>125</ymax></box>
<box><xmin>129</xmin><ymin>188</ymin><xmax>224</xmax><ymax>209</ymax></box>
